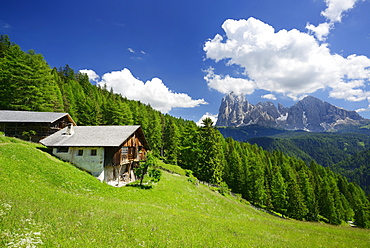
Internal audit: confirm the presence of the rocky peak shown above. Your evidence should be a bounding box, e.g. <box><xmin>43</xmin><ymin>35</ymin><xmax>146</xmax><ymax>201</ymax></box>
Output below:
<box><xmin>216</xmin><ymin>92</ymin><xmax>282</xmax><ymax>127</ymax></box>
<box><xmin>216</xmin><ymin>92</ymin><xmax>249</xmax><ymax>127</ymax></box>
<box><xmin>216</xmin><ymin>93</ymin><xmax>367</xmax><ymax>132</ymax></box>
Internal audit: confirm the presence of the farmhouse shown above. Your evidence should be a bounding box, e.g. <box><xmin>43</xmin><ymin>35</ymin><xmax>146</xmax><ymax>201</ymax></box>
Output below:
<box><xmin>0</xmin><ymin>110</ymin><xmax>76</xmax><ymax>142</ymax></box>
<box><xmin>40</xmin><ymin>125</ymin><xmax>149</xmax><ymax>185</ymax></box>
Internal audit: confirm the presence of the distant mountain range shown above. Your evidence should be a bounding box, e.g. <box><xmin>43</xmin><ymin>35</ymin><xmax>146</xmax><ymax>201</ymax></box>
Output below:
<box><xmin>216</xmin><ymin>92</ymin><xmax>369</xmax><ymax>132</ymax></box>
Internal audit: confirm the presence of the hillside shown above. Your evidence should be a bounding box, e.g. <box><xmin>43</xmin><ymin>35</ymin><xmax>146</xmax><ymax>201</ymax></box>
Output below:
<box><xmin>1</xmin><ymin>136</ymin><xmax>369</xmax><ymax>247</ymax></box>
<box><xmin>218</xmin><ymin>125</ymin><xmax>303</xmax><ymax>141</ymax></box>
<box><xmin>247</xmin><ymin>132</ymin><xmax>370</xmax><ymax>167</ymax></box>
<box><xmin>330</xmin><ymin>149</ymin><xmax>370</xmax><ymax>195</ymax></box>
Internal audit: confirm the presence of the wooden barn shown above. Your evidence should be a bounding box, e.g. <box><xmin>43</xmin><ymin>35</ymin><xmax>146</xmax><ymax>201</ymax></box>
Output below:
<box><xmin>40</xmin><ymin>125</ymin><xmax>149</xmax><ymax>185</ymax></box>
<box><xmin>0</xmin><ymin>110</ymin><xmax>76</xmax><ymax>142</ymax></box>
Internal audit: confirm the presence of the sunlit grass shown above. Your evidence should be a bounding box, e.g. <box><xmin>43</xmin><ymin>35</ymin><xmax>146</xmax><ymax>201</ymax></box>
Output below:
<box><xmin>1</xmin><ymin>136</ymin><xmax>369</xmax><ymax>247</ymax></box>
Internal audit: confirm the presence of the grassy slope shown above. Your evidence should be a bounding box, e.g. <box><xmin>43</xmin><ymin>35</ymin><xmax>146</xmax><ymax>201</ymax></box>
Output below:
<box><xmin>0</xmin><ymin>136</ymin><xmax>369</xmax><ymax>247</ymax></box>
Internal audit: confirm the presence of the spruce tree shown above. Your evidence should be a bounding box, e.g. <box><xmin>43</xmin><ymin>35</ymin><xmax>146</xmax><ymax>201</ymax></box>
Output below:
<box><xmin>163</xmin><ymin>116</ymin><xmax>180</xmax><ymax>164</ymax></box>
<box><xmin>270</xmin><ymin>165</ymin><xmax>288</xmax><ymax>215</ymax></box>
<box><xmin>194</xmin><ymin>118</ymin><xmax>225</xmax><ymax>184</ymax></box>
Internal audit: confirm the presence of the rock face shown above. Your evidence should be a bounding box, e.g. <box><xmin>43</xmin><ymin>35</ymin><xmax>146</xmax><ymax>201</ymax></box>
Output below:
<box><xmin>216</xmin><ymin>92</ymin><xmax>366</xmax><ymax>132</ymax></box>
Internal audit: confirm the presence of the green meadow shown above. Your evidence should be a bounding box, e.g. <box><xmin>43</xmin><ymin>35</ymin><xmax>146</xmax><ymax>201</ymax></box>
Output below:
<box><xmin>1</xmin><ymin>136</ymin><xmax>369</xmax><ymax>247</ymax></box>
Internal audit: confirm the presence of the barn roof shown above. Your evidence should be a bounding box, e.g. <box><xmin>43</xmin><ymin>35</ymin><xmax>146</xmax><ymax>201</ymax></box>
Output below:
<box><xmin>0</xmin><ymin>110</ymin><xmax>76</xmax><ymax>125</ymax></box>
<box><xmin>40</xmin><ymin>125</ymin><xmax>149</xmax><ymax>149</ymax></box>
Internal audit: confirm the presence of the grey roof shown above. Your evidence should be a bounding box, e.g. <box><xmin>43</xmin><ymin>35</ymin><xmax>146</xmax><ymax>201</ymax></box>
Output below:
<box><xmin>40</xmin><ymin>125</ymin><xmax>144</xmax><ymax>147</ymax></box>
<box><xmin>0</xmin><ymin>110</ymin><xmax>75</xmax><ymax>124</ymax></box>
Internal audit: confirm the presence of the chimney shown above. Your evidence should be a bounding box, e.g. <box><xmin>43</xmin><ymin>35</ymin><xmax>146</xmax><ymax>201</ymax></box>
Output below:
<box><xmin>65</xmin><ymin>123</ymin><xmax>74</xmax><ymax>135</ymax></box>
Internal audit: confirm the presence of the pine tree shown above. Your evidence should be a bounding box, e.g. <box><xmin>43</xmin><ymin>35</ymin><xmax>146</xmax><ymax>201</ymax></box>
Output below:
<box><xmin>247</xmin><ymin>156</ymin><xmax>266</xmax><ymax>206</ymax></box>
<box><xmin>319</xmin><ymin>175</ymin><xmax>341</xmax><ymax>224</ymax></box>
<box><xmin>0</xmin><ymin>41</ymin><xmax>63</xmax><ymax>111</ymax></box>
<box><xmin>298</xmin><ymin>167</ymin><xmax>319</xmax><ymax>221</ymax></box>
<box><xmin>163</xmin><ymin>116</ymin><xmax>180</xmax><ymax>164</ymax></box>
<box><xmin>284</xmin><ymin>167</ymin><xmax>309</xmax><ymax>220</ymax></box>
<box><xmin>223</xmin><ymin>138</ymin><xmax>244</xmax><ymax>193</ymax></box>
<box><xmin>178</xmin><ymin>121</ymin><xmax>199</xmax><ymax>171</ymax></box>
<box><xmin>146</xmin><ymin>110</ymin><xmax>162</xmax><ymax>156</ymax></box>
<box><xmin>194</xmin><ymin>118</ymin><xmax>225</xmax><ymax>184</ymax></box>
<box><xmin>270</xmin><ymin>165</ymin><xmax>288</xmax><ymax>215</ymax></box>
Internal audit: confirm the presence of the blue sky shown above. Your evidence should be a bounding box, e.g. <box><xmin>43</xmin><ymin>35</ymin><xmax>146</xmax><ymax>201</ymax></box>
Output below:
<box><xmin>1</xmin><ymin>0</ymin><xmax>370</xmax><ymax>123</ymax></box>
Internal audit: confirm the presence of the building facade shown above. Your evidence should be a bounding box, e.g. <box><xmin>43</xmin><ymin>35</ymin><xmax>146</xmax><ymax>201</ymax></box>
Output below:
<box><xmin>0</xmin><ymin>110</ymin><xmax>76</xmax><ymax>142</ymax></box>
<box><xmin>40</xmin><ymin>125</ymin><xmax>149</xmax><ymax>185</ymax></box>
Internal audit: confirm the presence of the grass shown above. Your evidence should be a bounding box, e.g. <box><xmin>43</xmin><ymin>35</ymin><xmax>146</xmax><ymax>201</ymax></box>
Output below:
<box><xmin>1</xmin><ymin>136</ymin><xmax>370</xmax><ymax>247</ymax></box>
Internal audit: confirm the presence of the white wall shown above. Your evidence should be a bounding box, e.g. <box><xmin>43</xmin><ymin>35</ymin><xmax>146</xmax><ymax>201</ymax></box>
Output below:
<box><xmin>53</xmin><ymin>147</ymin><xmax>104</xmax><ymax>177</ymax></box>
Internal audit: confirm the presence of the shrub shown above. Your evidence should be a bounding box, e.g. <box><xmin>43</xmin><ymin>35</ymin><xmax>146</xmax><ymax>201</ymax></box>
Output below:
<box><xmin>148</xmin><ymin>168</ymin><xmax>162</xmax><ymax>183</ymax></box>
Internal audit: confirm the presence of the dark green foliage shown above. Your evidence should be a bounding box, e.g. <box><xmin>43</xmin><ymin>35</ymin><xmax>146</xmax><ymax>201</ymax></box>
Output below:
<box><xmin>162</xmin><ymin>115</ymin><xmax>180</xmax><ymax>164</ymax></box>
<box><xmin>217</xmin><ymin>125</ymin><xmax>290</xmax><ymax>141</ymax></box>
<box><xmin>22</xmin><ymin>130</ymin><xmax>37</xmax><ymax>141</ymax></box>
<box><xmin>330</xmin><ymin>149</ymin><xmax>370</xmax><ymax>195</ymax></box>
<box><xmin>248</xmin><ymin>133</ymin><xmax>370</xmax><ymax>167</ymax></box>
<box><xmin>0</xmin><ymin>35</ymin><xmax>64</xmax><ymax>112</ymax></box>
<box><xmin>148</xmin><ymin>168</ymin><xmax>162</xmax><ymax>183</ymax></box>
<box><xmin>248</xmin><ymin>132</ymin><xmax>370</xmax><ymax>196</ymax></box>
<box><xmin>136</xmin><ymin>152</ymin><xmax>159</xmax><ymax>186</ymax></box>
<box><xmin>193</xmin><ymin>118</ymin><xmax>225</xmax><ymax>184</ymax></box>
<box><xmin>220</xmin><ymin>137</ymin><xmax>369</xmax><ymax>226</ymax></box>
<box><xmin>270</xmin><ymin>165</ymin><xmax>288</xmax><ymax>215</ymax></box>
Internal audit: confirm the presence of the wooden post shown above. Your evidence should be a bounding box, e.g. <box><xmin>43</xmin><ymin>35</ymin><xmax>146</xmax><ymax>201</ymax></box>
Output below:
<box><xmin>117</xmin><ymin>163</ymin><xmax>122</xmax><ymax>186</ymax></box>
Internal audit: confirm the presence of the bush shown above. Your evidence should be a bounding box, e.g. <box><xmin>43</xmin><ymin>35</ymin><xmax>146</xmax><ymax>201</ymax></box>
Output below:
<box><xmin>218</xmin><ymin>182</ymin><xmax>231</xmax><ymax>196</ymax></box>
<box><xmin>148</xmin><ymin>168</ymin><xmax>162</xmax><ymax>183</ymax></box>
<box><xmin>185</xmin><ymin>170</ymin><xmax>193</xmax><ymax>177</ymax></box>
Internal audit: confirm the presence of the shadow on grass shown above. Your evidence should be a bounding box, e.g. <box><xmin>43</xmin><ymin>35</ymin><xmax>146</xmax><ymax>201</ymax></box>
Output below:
<box><xmin>37</xmin><ymin>147</ymin><xmax>52</xmax><ymax>154</ymax></box>
<box><xmin>126</xmin><ymin>184</ymin><xmax>153</xmax><ymax>190</ymax></box>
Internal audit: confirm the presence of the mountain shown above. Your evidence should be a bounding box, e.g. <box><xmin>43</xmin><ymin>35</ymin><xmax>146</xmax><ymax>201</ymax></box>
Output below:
<box><xmin>216</xmin><ymin>92</ymin><xmax>368</xmax><ymax>132</ymax></box>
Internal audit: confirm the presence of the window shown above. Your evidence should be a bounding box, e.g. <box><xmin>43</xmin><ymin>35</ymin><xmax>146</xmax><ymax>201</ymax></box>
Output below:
<box><xmin>121</xmin><ymin>147</ymin><xmax>128</xmax><ymax>155</ymax></box>
<box><xmin>121</xmin><ymin>147</ymin><xmax>128</xmax><ymax>160</ymax></box>
<box><xmin>77</xmin><ymin>149</ymin><xmax>84</xmax><ymax>156</ymax></box>
<box><xmin>57</xmin><ymin>147</ymin><xmax>69</xmax><ymax>153</ymax></box>
<box><xmin>90</xmin><ymin>149</ymin><xmax>97</xmax><ymax>156</ymax></box>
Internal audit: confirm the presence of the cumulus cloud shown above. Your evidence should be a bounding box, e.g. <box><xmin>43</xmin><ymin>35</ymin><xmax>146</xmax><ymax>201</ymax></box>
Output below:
<box><xmin>306</xmin><ymin>22</ymin><xmax>333</xmax><ymax>41</ymax></box>
<box><xmin>262</xmin><ymin>94</ymin><xmax>277</xmax><ymax>100</ymax></box>
<box><xmin>79</xmin><ymin>69</ymin><xmax>100</xmax><ymax>83</ymax></box>
<box><xmin>307</xmin><ymin>0</ymin><xmax>363</xmax><ymax>40</ymax></box>
<box><xmin>196</xmin><ymin>112</ymin><xmax>218</xmax><ymax>126</ymax></box>
<box><xmin>356</xmin><ymin>108</ymin><xmax>368</xmax><ymax>112</ymax></box>
<box><xmin>204</xmin><ymin>17</ymin><xmax>370</xmax><ymax>102</ymax></box>
<box><xmin>321</xmin><ymin>0</ymin><xmax>362</xmax><ymax>23</ymax></box>
<box><xmin>81</xmin><ymin>68</ymin><xmax>207</xmax><ymax>113</ymax></box>
<box><xmin>204</xmin><ymin>67</ymin><xmax>256</xmax><ymax>94</ymax></box>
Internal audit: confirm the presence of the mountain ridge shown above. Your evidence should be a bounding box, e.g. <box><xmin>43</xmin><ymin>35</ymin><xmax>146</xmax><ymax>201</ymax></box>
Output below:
<box><xmin>216</xmin><ymin>92</ymin><xmax>369</xmax><ymax>132</ymax></box>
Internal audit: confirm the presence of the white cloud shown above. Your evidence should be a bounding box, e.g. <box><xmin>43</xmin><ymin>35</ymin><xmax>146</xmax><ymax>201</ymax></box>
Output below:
<box><xmin>196</xmin><ymin>112</ymin><xmax>218</xmax><ymax>126</ymax></box>
<box><xmin>204</xmin><ymin>17</ymin><xmax>370</xmax><ymax>102</ymax></box>
<box><xmin>127</xmin><ymin>48</ymin><xmax>135</xmax><ymax>53</ymax></box>
<box><xmin>204</xmin><ymin>67</ymin><xmax>256</xmax><ymax>94</ymax></box>
<box><xmin>79</xmin><ymin>69</ymin><xmax>100</xmax><ymax>83</ymax></box>
<box><xmin>321</xmin><ymin>0</ymin><xmax>362</xmax><ymax>23</ymax></box>
<box><xmin>261</xmin><ymin>94</ymin><xmax>277</xmax><ymax>100</ymax></box>
<box><xmin>306</xmin><ymin>1</ymin><xmax>363</xmax><ymax>42</ymax></box>
<box><xmin>356</xmin><ymin>108</ymin><xmax>368</xmax><ymax>112</ymax></box>
<box><xmin>306</xmin><ymin>22</ymin><xmax>333</xmax><ymax>41</ymax></box>
<box><xmin>82</xmin><ymin>68</ymin><xmax>207</xmax><ymax>113</ymax></box>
